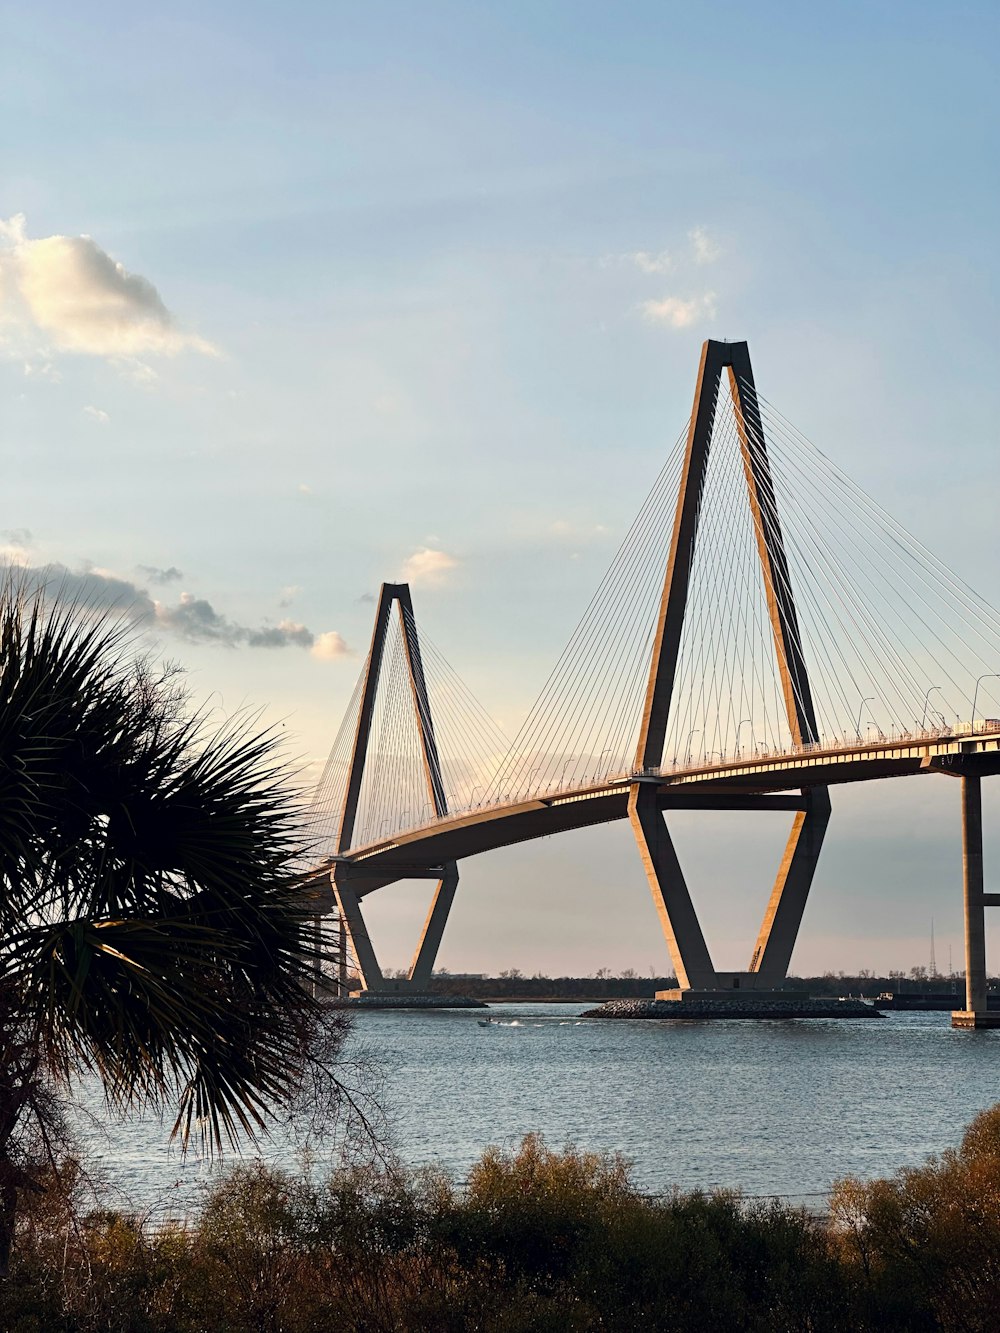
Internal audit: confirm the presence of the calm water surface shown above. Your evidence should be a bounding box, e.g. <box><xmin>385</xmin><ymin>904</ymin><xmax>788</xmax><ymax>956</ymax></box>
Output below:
<box><xmin>83</xmin><ymin>1006</ymin><xmax>1000</xmax><ymax>1216</ymax></box>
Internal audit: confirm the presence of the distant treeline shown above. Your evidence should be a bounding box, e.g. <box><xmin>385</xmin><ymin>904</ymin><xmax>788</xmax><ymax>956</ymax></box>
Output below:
<box><xmin>419</xmin><ymin>972</ymin><xmax>990</xmax><ymax>1000</ymax></box>
<box><xmin>335</xmin><ymin>970</ymin><xmax>999</xmax><ymax>1001</ymax></box>
<box><xmin>428</xmin><ymin>973</ymin><xmax>678</xmax><ymax>999</ymax></box>
<box><xmin>10</xmin><ymin>1109</ymin><xmax>1000</xmax><ymax>1330</ymax></box>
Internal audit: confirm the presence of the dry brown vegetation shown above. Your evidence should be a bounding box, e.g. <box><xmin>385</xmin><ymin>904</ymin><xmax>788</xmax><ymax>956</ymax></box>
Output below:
<box><xmin>6</xmin><ymin>1108</ymin><xmax>1000</xmax><ymax>1331</ymax></box>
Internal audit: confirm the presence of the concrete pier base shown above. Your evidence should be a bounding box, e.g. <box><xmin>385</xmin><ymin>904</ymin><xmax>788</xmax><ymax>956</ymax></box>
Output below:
<box><xmin>655</xmin><ymin>987</ymin><xmax>810</xmax><ymax>1003</ymax></box>
<box><xmin>583</xmin><ymin>995</ymin><xmax>881</xmax><ymax>1020</ymax></box>
<box><xmin>951</xmin><ymin>1009</ymin><xmax>1000</xmax><ymax>1029</ymax></box>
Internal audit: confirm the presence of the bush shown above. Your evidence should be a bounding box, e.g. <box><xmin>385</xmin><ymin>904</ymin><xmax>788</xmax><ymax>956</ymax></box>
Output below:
<box><xmin>10</xmin><ymin>1111</ymin><xmax>1000</xmax><ymax>1331</ymax></box>
<box><xmin>831</xmin><ymin>1104</ymin><xmax>1000</xmax><ymax>1332</ymax></box>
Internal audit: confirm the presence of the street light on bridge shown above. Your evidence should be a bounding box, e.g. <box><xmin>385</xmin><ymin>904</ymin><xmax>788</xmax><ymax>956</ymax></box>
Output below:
<box><xmin>735</xmin><ymin>718</ymin><xmax>753</xmax><ymax>756</ymax></box>
<box><xmin>971</xmin><ymin>674</ymin><xmax>1000</xmax><ymax>730</ymax></box>
<box><xmin>854</xmin><ymin>697</ymin><xmax>876</xmax><ymax>742</ymax></box>
<box><xmin>921</xmin><ymin>684</ymin><xmax>944</xmax><ymax>731</ymax></box>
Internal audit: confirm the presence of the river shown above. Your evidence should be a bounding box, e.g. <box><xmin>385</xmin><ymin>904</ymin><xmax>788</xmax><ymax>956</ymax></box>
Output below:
<box><xmin>80</xmin><ymin>1005</ymin><xmax>1000</xmax><ymax>1219</ymax></box>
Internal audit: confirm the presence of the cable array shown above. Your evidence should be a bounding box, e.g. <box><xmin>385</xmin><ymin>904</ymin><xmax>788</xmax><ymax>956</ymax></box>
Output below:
<box><xmin>484</xmin><ymin>421</ymin><xmax>693</xmax><ymax>801</ymax></box>
<box><xmin>309</xmin><ymin>606</ymin><xmax>509</xmax><ymax>854</ymax></box>
<box><xmin>741</xmin><ymin>383</ymin><xmax>1000</xmax><ymax>746</ymax></box>
<box><xmin>312</xmin><ymin>377</ymin><xmax>1000</xmax><ymax>846</ymax></box>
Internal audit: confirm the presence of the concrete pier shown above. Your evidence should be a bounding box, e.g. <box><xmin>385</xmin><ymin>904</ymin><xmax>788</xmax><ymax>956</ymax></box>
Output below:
<box><xmin>952</xmin><ymin>774</ymin><xmax>1000</xmax><ymax>1028</ymax></box>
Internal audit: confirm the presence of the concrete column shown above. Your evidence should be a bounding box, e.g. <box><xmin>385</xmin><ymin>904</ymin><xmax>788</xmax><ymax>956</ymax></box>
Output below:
<box><xmin>748</xmin><ymin>787</ymin><xmax>831</xmax><ymax>985</ymax></box>
<box><xmin>332</xmin><ymin>874</ymin><xmax>385</xmax><ymax>992</ymax></box>
<box><xmin>336</xmin><ymin>908</ymin><xmax>348</xmax><ymax>996</ymax></box>
<box><xmin>628</xmin><ymin>783</ymin><xmax>717</xmax><ymax>990</ymax></box>
<box><xmin>407</xmin><ymin>864</ymin><xmax>459</xmax><ymax>991</ymax></box>
<box><xmin>963</xmin><ymin>774</ymin><xmax>987</xmax><ymax>1014</ymax></box>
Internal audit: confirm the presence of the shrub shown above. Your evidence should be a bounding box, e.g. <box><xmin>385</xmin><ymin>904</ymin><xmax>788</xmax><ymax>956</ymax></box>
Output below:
<box><xmin>831</xmin><ymin>1104</ymin><xmax>1000</xmax><ymax>1332</ymax></box>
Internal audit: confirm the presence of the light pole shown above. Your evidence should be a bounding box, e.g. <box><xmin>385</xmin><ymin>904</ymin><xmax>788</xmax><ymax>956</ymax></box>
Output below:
<box><xmin>921</xmin><ymin>685</ymin><xmax>943</xmax><ymax>731</ymax></box>
<box><xmin>971</xmin><ymin>674</ymin><xmax>1000</xmax><ymax>729</ymax></box>
<box><xmin>735</xmin><ymin>718</ymin><xmax>753</xmax><ymax>756</ymax></box>
<box><xmin>684</xmin><ymin>729</ymin><xmax>700</xmax><ymax>764</ymax></box>
<box><xmin>854</xmin><ymin>697</ymin><xmax>875</xmax><ymax>742</ymax></box>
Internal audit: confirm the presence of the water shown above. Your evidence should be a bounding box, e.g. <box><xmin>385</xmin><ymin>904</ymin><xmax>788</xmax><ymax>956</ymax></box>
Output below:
<box><xmin>81</xmin><ymin>1006</ymin><xmax>1000</xmax><ymax>1217</ymax></box>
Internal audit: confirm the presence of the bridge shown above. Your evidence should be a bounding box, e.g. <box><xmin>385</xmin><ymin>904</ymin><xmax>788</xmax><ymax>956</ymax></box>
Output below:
<box><xmin>309</xmin><ymin>340</ymin><xmax>1000</xmax><ymax>1026</ymax></box>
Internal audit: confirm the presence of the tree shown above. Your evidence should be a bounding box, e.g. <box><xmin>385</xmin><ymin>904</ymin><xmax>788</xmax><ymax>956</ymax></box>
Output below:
<box><xmin>0</xmin><ymin>580</ymin><xmax>346</xmax><ymax>1274</ymax></box>
<box><xmin>831</xmin><ymin>1104</ymin><xmax>1000</xmax><ymax>1330</ymax></box>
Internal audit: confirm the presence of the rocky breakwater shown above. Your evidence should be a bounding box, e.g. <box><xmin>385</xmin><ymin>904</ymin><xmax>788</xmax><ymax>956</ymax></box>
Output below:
<box><xmin>331</xmin><ymin>993</ymin><xmax>488</xmax><ymax>1010</ymax></box>
<box><xmin>580</xmin><ymin>996</ymin><xmax>882</xmax><ymax>1020</ymax></box>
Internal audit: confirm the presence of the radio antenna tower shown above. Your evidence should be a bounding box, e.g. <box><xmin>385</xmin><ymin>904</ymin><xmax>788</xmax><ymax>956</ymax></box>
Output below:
<box><xmin>930</xmin><ymin>918</ymin><xmax>938</xmax><ymax>978</ymax></box>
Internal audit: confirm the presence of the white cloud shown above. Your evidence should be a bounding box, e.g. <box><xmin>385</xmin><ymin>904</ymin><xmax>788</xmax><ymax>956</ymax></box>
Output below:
<box><xmin>114</xmin><ymin>357</ymin><xmax>159</xmax><ymax>385</ymax></box>
<box><xmin>641</xmin><ymin>292</ymin><xmax>717</xmax><ymax>329</ymax></box>
<box><xmin>689</xmin><ymin>226</ymin><xmax>721</xmax><ymax>265</ymax></box>
<box><xmin>311</xmin><ymin>630</ymin><xmax>351</xmax><ymax>661</ymax></box>
<box><xmin>628</xmin><ymin>249</ymin><xmax>673</xmax><ymax>275</ymax></box>
<box><xmin>82</xmin><ymin>404</ymin><xmax>109</xmax><ymax>424</ymax></box>
<box><xmin>23</xmin><ymin>359</ymin><xmax>60</xmax><ymax>381</ymax></box>
<box><xmin>0</xmin><ymin>214</ymin><xmax>216</xmax><ymax>361</ymax></box>
<box><xmin>399</xmin><ymin>547</ymin><xmax>459</xmax><ymax>586</ymax></box>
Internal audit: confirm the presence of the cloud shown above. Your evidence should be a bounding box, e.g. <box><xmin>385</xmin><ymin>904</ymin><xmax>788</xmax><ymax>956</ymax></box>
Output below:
<box><xmin>399</xmin><ymin>547</ymin><xmax>459</xmax><ymax>586</ymax></box>
<box><xmin>311</xmin><ymin>630</ymin><xmax>350</xmax><ymax>660</ymax></box>
<box><xmin>278</xmin><ymin>584</ymin><xmax>301</xmax><ymax>608</ymax></box>
<box><xmin>82</xmin><ymin>404</ymin><xmax>109</xmax><ymax>424</ymax></box>
<box><xmin>689</xmin><ymin>227</ymin><xmax>721</xmax><ymax>265</ymax></box>
<box><xmin>137</xmin><ymin>563</ymin><xmax>183</xmax><ymax>585</ymax></box>
<box><xmin>0</xmin><ymin>214</ymin><xmax>216</xmax><ymax>360</ymax></box>
<box><xmin>628</xmin><ymin>249</ymin><xmax>672</xmax><ymax>275</ymax></box>
<box><xmin>23</xmin><ymin>359</ymin><xmax>60</xmax><ymax>381</ymax></box>
<box><xmin>8</xmin><ymin>562</ymin><xmax>350</xmax><ymax>655</ymax></box>
<box><xmin>641</xmin><ymin>292</ymin><xmax>717</xmax><ymax>329</ymax></box>
<box><xmin>0</xmin><ymin>528</ymin><xmax>33</xmax><ymax>564</ymax></box>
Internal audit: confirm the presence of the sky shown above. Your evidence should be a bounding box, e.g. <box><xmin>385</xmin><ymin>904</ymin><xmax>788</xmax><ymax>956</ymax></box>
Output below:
<box><xmin>3</xmin><ymin>0</ymin><xmax>1000</xmax><ymax>978</ymax></box>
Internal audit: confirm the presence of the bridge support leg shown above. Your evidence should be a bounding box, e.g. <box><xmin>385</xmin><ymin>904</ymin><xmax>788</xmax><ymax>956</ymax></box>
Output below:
<box><xmin>407</xmin><ymin>863</ymin><xmax>459</xmax><ymax>990</ymax></box>
<box><xmin>332</xmin><ymin>874</ymin><xmax>385</xmax><ymax>992</ymax></box>
<box><xmin>747</xmin><ymin>788</ymin><xmax>831</xmax><ymax>985</ymax></box>
<box><xmin>335</xmin><ymin>908</ymin><xmax>348</xmax><ymax>996</ymax></box>
<box><xmin>628</xmin><ymin>784</ymin><xmax>717</xmax><ymax>990</ymax></box>
<box><xmin>952</xmin><ymin>775</ymin><xmax>998</xmax><ymax>1027</ymax></box>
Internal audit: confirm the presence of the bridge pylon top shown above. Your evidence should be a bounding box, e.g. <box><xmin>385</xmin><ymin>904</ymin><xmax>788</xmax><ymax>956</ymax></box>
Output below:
<box><xmin>334</xmin><ymin>582</ymin><xmax>447</xmax><ymax>854</ymax></box>
<box><xmin>703</xmin><ymin>337</ymin><xmax>749</xmax><ymax>363</ymax></box>
<box><xmin>635</xmin><ymin>338</ymin><xmax>819</xmax><ymax>770</ymax></box>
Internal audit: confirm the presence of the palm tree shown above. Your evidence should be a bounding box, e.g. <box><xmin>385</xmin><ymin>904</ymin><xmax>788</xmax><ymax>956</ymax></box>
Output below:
<box><xmin>0</xmin><ymin>578</ymin><xmax>338</xmax><ymax>1274</ymax></box>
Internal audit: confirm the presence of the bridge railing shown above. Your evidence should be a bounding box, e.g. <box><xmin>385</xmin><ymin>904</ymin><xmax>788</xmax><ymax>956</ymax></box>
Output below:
<box><xmin>347</xmin><ymin>720</ymin><xmax>1000</xmax><ymax>852</ymax></box>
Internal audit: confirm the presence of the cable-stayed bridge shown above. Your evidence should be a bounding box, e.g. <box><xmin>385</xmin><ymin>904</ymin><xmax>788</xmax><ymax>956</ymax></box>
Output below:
<box><xmin>309</xmin><ymin>340</ymin><xmax>1000</xmax><ymax>1025</ymax></box>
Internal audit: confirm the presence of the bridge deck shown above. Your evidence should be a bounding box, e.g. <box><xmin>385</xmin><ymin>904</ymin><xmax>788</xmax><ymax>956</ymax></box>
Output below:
<box><xmin>315</xmin><ymin>727</ymin><xmax>1000</xmax><ymax>897</ymax></box>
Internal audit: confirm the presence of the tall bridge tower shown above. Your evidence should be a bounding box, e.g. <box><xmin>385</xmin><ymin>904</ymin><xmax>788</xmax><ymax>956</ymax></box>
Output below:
<box><xmin>630</xmin><ymin>339</ymin><xmax>830</xmax><ymax>995</ymax></box>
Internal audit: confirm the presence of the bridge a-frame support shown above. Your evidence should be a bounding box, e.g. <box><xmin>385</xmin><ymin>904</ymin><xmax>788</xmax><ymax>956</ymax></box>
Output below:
<box><xmin>331</xmin><ymin>582</ymin><xmax>458</xmax><ymax>994</ymax></box>
<box><xmin>631</xmin><ymin>339</ymin><xmax>830</xmax><ymax>991</ymax></box>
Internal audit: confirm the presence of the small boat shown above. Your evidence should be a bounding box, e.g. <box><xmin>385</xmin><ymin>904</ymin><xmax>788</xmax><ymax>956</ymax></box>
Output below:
<box><xmin>477</xmin><ymin>1017</ymin><xmax>493</xmax><ymax>1027</ymax></box>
